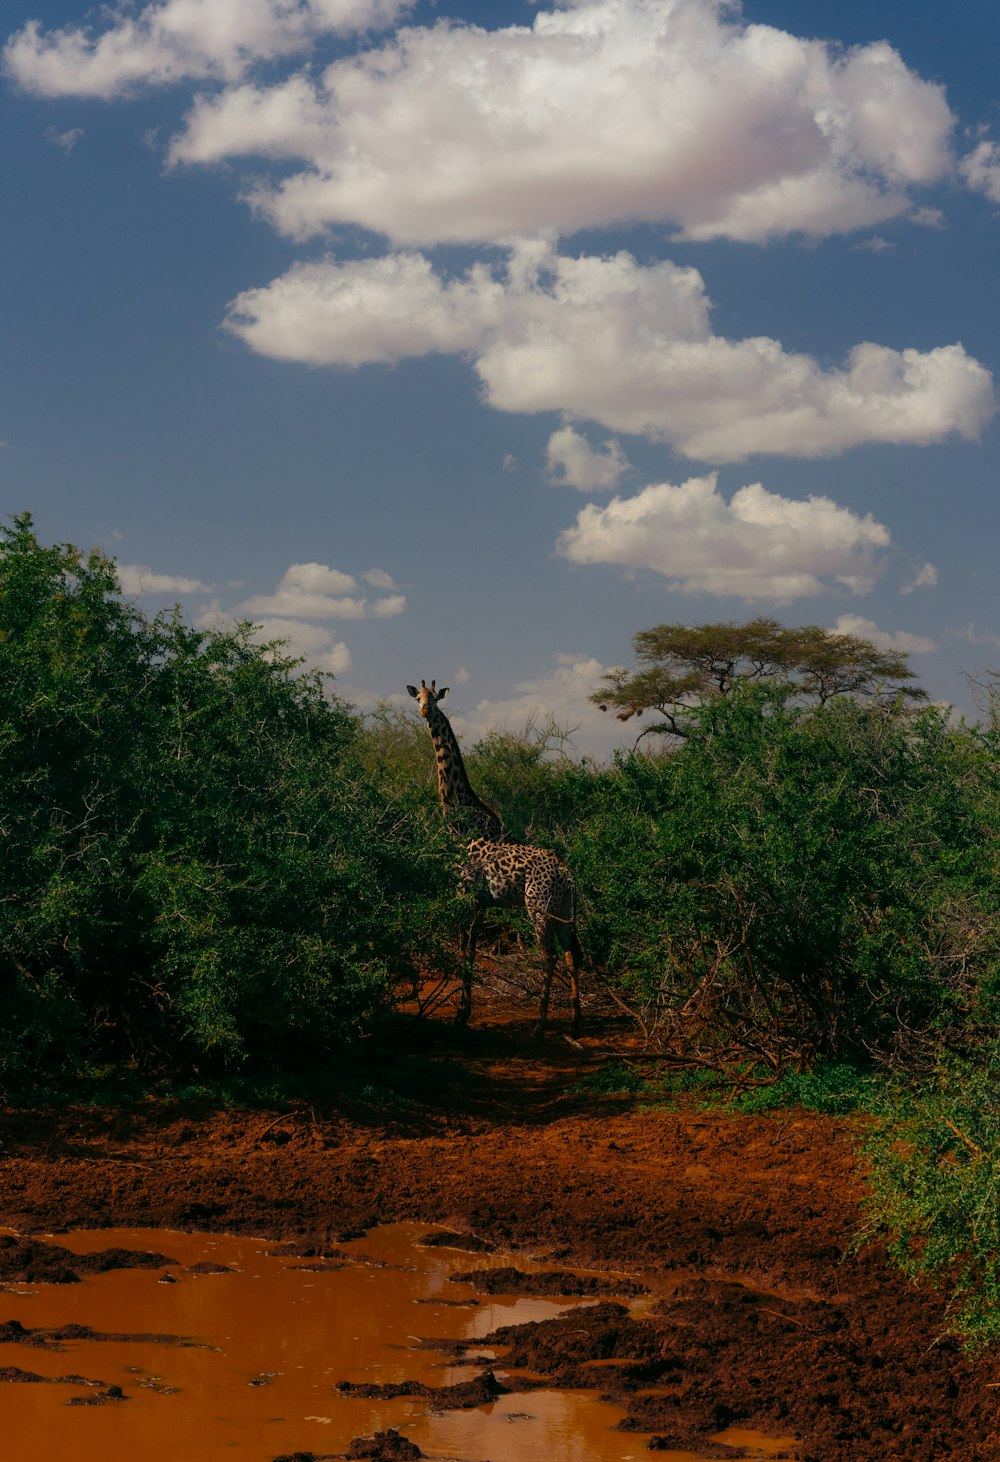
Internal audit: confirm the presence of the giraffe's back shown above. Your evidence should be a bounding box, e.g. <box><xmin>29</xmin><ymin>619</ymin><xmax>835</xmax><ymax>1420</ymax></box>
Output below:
<box><xmin>463</xmin><ymin>838</ymin><xmax>575</xmax><ymax>919</ymax></box>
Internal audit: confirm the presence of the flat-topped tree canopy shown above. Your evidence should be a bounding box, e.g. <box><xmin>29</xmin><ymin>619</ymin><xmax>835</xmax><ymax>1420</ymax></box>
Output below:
<box><xmin>593</xmin><ymin>616</ymin><xmax>925</xmax><ymax>740</ymax></box>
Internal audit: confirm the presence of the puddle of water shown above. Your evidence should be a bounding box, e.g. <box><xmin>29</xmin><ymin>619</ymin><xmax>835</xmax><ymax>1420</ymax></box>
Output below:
<box><xmin>0</xmin><ymin>1222</ymin><xmax>729</xmax><ymax>1462</ymax></box>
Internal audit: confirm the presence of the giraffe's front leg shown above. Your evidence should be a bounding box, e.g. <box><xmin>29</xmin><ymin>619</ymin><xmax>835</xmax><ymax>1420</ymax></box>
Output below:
<box><xmin>455</xmin><ymin>971</ymin><xmax>472</xmax><ymax>1028</ymax></box>
<box><xmin>457</xmin><ymin>907</ymin><xmax>484</xmax><ymax>1028</ymax></box>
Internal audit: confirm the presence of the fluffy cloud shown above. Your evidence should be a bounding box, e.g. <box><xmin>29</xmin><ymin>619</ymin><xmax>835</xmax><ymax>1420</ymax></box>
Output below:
<box><xmin>961</xmin><ymin>139</ymin><xmax>1000</xmax><ymax>205</ymax></box>
<box><xmin>156</xmin><ymin>0</ymin><xmax>956</xmax><ymax>246</ymax></box>
<box><xmin>236</xmin><ymin>560</ymin><xmax>405</xmax><ymax>619</ymax></box>
<box><xmin>546</xmin><ymin>425</ymin><xmax>630</xmax><ymax>492</ymax></box>
<box><xmin>192</xmin><ymin>557</ymin><xmax>404</xmax><ymax>677</ymax></box>
<box><xmin>556</xmin><ymin>473</ymin><xmax>891</xmax><ymax>600</ymax></box>
<box><xmin>117</xmin><ymin>563</ymin><xmax>210</xmax><ymax>595</ymax></box>
<box><xmin>226</xmin><ymin>252</ymin><xmax>497</xmax><ymax>367</ymax></box>
<box><xmin>371</xmin><ymin>594</ymin><xmax>406</xmax><ymax>617</ymax></box>
<box><xmin>5</xmin><ymin>0</ymin><xmax>410</xmax><ymax>97</ymax></box>
<box><xmin>833</xmin><ymin>613</ymin><xmax>936</xmax><ymax>655</ymax></box>
<box><xmin>226</xmin><ymin>245</ymin><xmax>995</xmax><ymax>462</ymax></box>
<box><xmin>10</xmin><ymin>0</ymin><xmax>961</xmax><ymax>244</ymax></box>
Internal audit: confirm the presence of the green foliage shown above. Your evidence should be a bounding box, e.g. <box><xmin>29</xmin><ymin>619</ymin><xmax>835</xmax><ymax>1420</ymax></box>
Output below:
<box><xmin>357</xmin><ymin>701</ymin><xmax>437</xmax><ymax>801</ymax></box>
<box><xmin>728</xmin><ymin>1061</ymin><xmax>875</xmax><ymax>1115</ymax></box>
<box><xmin>567</xmin><ymin>684</ymin><xmax>1000</xmax><ymax>1072</ymax></box>
<box><xmin>862</xmin><ymin>1054</ymin><xmax>1000</xmax><ymax>1350</ymax></box>
<box><xmin>571</xmin><ymin>1059</ymin><xmax>648</xmax><ymax>1096</ymax></box>
<box><xmin>0</xmin><ymin>515</ymin><xmax>453</xmax><ymax>1082</ymax></box>
<box><xmin>572</xmin><ymin>1057</ymin><xmax>873</xmax><ymax>1113</ymax></box>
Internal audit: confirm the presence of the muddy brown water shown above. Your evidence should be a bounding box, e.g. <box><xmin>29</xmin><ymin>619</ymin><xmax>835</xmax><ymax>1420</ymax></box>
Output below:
<box><xmin>0</xmin><ymin>1223</ymin><xmax>797</xmax><ymax>1462</ymax></box>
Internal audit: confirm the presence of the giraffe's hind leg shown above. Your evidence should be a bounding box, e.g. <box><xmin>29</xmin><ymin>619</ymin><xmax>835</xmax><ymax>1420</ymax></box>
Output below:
<box><xmin>567</xmin><ymin>944</ymin><xmax>582</xmax><ymax>1038</ymax></box>
<box><xmin>532</xmin><ymin>949</ymin><xmax>555</xmax><ymax>1040</ymax></box>
<box><xmin>528</xmin><ymin>907</ymin><xmax>556</xmax><ymax>1039</ymax></box>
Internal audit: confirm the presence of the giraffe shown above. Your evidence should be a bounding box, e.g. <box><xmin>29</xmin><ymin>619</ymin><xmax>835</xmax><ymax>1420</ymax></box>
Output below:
<box><xmin>407</xmin><ymin>679</ymin><xmax>582</xmax><ymax>1037</ymax></box>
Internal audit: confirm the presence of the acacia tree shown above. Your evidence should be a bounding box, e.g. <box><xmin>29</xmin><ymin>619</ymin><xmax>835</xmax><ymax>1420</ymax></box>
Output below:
<box><xmin>592</xmin><ymin>616</ymin><xmax>925</xmax><ymax>739</ymax></box>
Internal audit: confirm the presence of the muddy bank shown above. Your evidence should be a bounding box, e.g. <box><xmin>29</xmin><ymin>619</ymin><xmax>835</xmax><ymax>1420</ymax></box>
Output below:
<box><xmin>452</xmin><ymin>1264</ymin><xmax>648</xmax><ymax>1297</ymax></box>
<box><xmin>0</xmin><ymin>1234</ymin><xmax>175</xmax><ymax>1286</ymax></box>
<box><xmin>272</xmin><ymin>1430</ymin><xmax>425</xmax><ymax>1462</ymax></box>
<box><xmin>1</xmin><ymin>1006</ymin><xmax>997</xmax><ymax>1460</ymax></box>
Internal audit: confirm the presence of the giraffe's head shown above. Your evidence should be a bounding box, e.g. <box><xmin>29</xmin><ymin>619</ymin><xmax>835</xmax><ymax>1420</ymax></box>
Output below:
<box><xmin>406</xmin><ymin>679</ymin><xmax>449</xmax><ymax>720</ymax></box>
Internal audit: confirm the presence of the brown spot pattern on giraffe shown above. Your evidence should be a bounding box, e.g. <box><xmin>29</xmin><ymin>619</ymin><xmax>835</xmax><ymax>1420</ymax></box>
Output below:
<box><xmin>460</xmin><ymin>840</ymin><xmax>576</xmax><ymax>952</ymax></box>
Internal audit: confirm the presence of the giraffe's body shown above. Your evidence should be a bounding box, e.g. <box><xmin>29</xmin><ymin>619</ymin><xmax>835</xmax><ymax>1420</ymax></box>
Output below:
<box><xmin>407</xmin><ymin>679</ymin><xmax>582</xmax><ymax>1037</ymax></box>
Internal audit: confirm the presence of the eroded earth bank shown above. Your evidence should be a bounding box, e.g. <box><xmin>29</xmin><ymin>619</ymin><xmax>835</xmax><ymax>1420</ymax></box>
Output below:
<box><xmin>1</xmin><ymin>1002</ymin><xmax>997</xmax><ymax>1462</ymax></box>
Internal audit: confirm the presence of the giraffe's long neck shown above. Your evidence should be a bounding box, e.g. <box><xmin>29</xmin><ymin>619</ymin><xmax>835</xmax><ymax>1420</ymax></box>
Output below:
<box><xmin>426</xmin><ymin>704</ymin><xmax>505</xmax><ymax>842</ymax></box>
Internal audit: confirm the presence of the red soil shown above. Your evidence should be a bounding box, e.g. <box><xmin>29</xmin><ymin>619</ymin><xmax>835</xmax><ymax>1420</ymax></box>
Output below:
<box><xmin>1</xmin><ymin>990</ymin><xmax>997</xmax><ymax>1461</ymax></box>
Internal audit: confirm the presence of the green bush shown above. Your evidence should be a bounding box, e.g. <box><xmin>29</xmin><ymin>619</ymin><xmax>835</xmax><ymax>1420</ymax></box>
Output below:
<box><xmin>862</xmin><ymin>1054</ymin><xmax>1000</xmax><ymax>1350</ymax></box>
<box><xmin>0</xmin><ymin>516</ymin><xmax>452</xmax><ymax>1082</ymax></box>
<box><xmin>567</xmin><ymin>684</ymin><xmax>1000</xmax><ymax>1073</ymax></box>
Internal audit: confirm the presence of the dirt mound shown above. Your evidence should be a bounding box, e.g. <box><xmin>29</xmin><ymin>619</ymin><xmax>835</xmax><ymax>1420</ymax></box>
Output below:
<box><xmin>0</xmin><ymin>1364</ymin><xmax>112</xmax><ymax>1391</ymax></box>
<box><xmin>270</xmin><ymin>1429</ymin><xmax>424</xmax><ymax>1462</ymax></box>
<box><xmin>0</xmin><ymin>1234</ymin><xmax>175</xmax><ymax>1286</ymax></box>
<box><xmin>346</xmin><ymin>1431</ymin><xmax>424</xmax><ymax>1461</ymax></box>
<box><xmin>337</xmin><ymin>1367</ymin><xmax>533</xmax><ymax>1411</ymax></box>
<box><xmin>0</xmin><ymin>1318</ymin><xmax>190</xmax><ymax>1348</ymax></box>
<box><xmin>453</xmin><ymin>1264</ymin><xmax>647</xmax><ymax>1296</ymax></box>
<box><xmin>417</xmin><ymin>1229</ymin><xmax>495</xmax><ymax>1253</ymax></box>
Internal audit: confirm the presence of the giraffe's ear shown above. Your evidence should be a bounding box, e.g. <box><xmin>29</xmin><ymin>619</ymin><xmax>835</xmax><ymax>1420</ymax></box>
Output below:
<box><xmin>406</xmin><ymin>684</ymin><xmax>418</xmax><ymax>698</ymax></box>
<box><xmin>437</xmin><ymin>686</ymin><xmax>450</xmax><ymax>701</ymax></box>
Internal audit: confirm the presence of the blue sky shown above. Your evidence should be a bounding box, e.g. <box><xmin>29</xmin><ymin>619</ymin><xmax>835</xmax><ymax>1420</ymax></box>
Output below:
<box><xmin>2</xmin><ymin>0</ymin><xmax>998</xmax><ymax>754</ymax></box>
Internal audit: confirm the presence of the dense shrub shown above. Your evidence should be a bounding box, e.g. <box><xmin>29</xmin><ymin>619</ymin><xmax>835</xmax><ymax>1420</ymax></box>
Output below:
<box><xmin>0</xmin><ymin>516</ymin><xmax>452</xmax><ymax>1080</ymax></box>
<box><xmin>567</xmin><ymin>685</ymin><xmax>1000</xmax><ymax>1074</ymax></box>
<box><xmin>862</xmin><ymin>1053</ymin><xmax>1000</xmax><ymax>1351</ymax></box>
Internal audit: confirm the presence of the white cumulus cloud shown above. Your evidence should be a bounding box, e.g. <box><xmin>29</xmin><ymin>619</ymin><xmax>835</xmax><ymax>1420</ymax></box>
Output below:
<box><xmin>247</xmin><ymin>616</ymin><xmax>352</xmax><ymax>672</ymax></box>
<box><xmin>833</xmin><ymin>613</ymin><xmax>936</xmax><ymax>655</ymax></box>
<box><xmin>546</xmin><ymin>425</ymin><xmax>630</xmax><ymax>492</ymax></box>
<box><xmin>961</xmin><ymin>138</ymin><xmax>1000</xmax><ymax>205</ymax></box>
<box><xmin>370</xmin><ymin>593</ymin><xmax>406</xmax><ymax>618</ymax></box>
<box><xmin>236</xmin><ymin>560</ymin><xmax>406</xmax><ymax>618</ymax></box>
<box><xmin>556</xmin><ymin>473</ymin><xmax>892</xmax><ymax>600</ymax></box>
<box><xmin>117</xmin><ymin>563</ymin><xmax>211</xmax><ymax>595</ymax></box>
<box><xmin>226</xmin><ymin>244</ymin><xmax>995</xmax><ymax>462</ymax></box>
<box><xmin>5</xmin><ymin>0</ymin><xmax>410</xmax><ymax>98</ymax></box>
<box><xmin>159</xmin><ymin>0</ymin><xmax>956</xmax><ymax>246</ymax></box>
<box><xmin>225</xmin><ymin>251</ymin><xmax>498</xmax><ymax>367</ymax></box>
